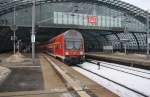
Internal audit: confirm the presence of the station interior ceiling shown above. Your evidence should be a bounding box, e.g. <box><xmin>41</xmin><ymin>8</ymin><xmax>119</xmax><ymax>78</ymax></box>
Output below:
<box><xmin>0</xmin><ymin>0</ymin><xmax>150</xmax><ymax>53</ymax></box>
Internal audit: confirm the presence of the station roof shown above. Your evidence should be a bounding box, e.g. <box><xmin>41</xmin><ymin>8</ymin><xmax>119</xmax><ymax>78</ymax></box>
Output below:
<box><xmin>0</xmin><ymin>0</ymin><xmax>149</xmax><ymax>19</ymax></box>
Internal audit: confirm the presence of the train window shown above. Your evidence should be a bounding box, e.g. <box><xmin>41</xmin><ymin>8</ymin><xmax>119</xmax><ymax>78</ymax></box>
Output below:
<box><xmin>55</xmin><ymin>44</ymin><xmax>58</xmax><ymax>49</ymax></box>
<box><xmin>65</xmin><ymin>39</ymin><xmax>82</xmax><ymax>50</ymax></box>
<box><xmin>60</xmin><ymin>42</ymin><xmax>62</xmax><ymax>48</ymax></box>
<box><xmin>54</xmin><ymin>44</ymin><xmax>58</xmax><ymax>49</ymax></box>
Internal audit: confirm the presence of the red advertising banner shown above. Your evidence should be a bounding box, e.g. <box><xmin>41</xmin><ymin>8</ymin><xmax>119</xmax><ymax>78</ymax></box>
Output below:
<box><xmin>88</xmin><ymin>16</ymin><xmax>97</xmax><ymax>24</ymax></box>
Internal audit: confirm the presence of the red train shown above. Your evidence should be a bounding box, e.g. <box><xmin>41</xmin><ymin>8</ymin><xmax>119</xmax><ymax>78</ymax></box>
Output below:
<box><xmin>44</xmin><ymin>30</ymin><xmax>85</xmax><ymax>64</ymax></box>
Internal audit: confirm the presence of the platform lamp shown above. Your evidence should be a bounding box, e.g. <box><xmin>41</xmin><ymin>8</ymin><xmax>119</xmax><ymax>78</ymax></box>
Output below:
<box><xmin>10</xmin><ymin>2</ymin><xmax>17</xmax><ymax>55</ymax></box>
<box><xmin>17</xmin><ymin>40</ymin><xmax>21</xmax><ymax>53</ymax></box>
<box><xmin>146</xmin><ymin>10</ymin><xmax>150</xmax><ymax>59</ymax></box>
<box><xmin>122</xmin><ymin>14</ymin><xmax>131</xmax><ymax>55</ymax></box>
<box><xmin>31</xmin><ymin>0</ymin><xmax>36</xmax><ymax>64</ymax></box>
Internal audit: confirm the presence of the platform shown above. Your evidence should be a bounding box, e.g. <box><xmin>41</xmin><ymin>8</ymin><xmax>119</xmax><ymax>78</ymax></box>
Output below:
<box><xmin>0</xmin><ymin>53</ymin><xmax>118</xmax><ymax>97</ymax></box>
<box><xmin>86</xmin><ymin>52</ymin><xmax>150</xmax><ymax>70</ymax></box>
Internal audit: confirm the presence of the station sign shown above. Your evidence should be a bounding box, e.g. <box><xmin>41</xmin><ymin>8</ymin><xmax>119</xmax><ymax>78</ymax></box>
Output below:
<box><xmin>88</xmin><ymin>16</ymin><xmax>97</xmax><ymax>25</ymax></box>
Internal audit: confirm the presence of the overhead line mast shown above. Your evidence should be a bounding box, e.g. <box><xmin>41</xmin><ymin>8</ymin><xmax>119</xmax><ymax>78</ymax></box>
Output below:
<box><xmin>31</xmin><ymin>0</ymin><xmax>36</xmax><ymax>64</ymax></box>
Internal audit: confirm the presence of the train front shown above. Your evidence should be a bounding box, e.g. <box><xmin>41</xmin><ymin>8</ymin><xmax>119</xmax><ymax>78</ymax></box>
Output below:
<box><xmin>64</xmin><ymin>30</ymin><xmax>85</xmax><ymax>64</ymax></box>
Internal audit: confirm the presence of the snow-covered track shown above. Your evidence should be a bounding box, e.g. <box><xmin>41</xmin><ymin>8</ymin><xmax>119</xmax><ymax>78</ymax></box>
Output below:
<box><xmin>88</xmin><ymin>61</ymin><xmax>150</xmax><ymax>80</ymax></box>
<box><xmin>86</xmin><ymin>59</ymin><xmax>150</xmax><ymax>80</ymax></box>
<box><xmin>87</xmin><ymin>59</ymin><xmax>150</xmax><ymax>75</ymax></box>
<box><xmin>75</xmin><ymin>65</ymin><xmax>149</xmax><ymax>97</ymax></box>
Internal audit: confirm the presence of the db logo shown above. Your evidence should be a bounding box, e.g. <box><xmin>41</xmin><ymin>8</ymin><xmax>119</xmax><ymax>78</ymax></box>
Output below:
<box><xmin>88</xmin><ymin>16</ymin><xmax>97</xmax><ymax>24</ymax></box>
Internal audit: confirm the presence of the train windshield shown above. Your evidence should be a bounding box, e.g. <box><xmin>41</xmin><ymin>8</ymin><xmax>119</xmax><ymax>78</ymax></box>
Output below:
<box><xmin>65</xmin><ymin>39</ymin><xmax>82</xmax><ymax>50</ymax></box>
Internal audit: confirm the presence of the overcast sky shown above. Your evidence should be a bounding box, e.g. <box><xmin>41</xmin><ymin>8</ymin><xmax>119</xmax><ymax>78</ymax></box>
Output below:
<box><xmin>121</xmin><ymin>0</ymin><xmax>150</xmax><ymax>11</ymax></box>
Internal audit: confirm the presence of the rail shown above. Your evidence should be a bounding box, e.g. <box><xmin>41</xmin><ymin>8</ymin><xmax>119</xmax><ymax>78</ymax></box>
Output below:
<box><xmin>43</xmin><ymin>54</ymin><xmax>92</xmax><ymax>97</ymax></box>
<box><xmin>76</xmin><ymin>65</ymin><xmax>149</xmax><ymax>97</ymax></box>
<box><xmin>86</xmin><ymin>60</ymin><xmax>150</xmax><ymax>80</ymax></box>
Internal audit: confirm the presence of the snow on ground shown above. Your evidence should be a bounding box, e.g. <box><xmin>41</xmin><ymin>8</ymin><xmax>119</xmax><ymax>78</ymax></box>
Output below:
<box><xmin>91</xmin><ymin>60</ymin><xmax>150</xmax><ymax>79</ymax></box>
<box><xmin>93</xmin><ymin>60</ymin><xmax>150</xmax><ymax>74</ymax></box>
<box><xmin>72</xmin><ymin>62</ymin><xmax>150</xmax><ymax>97</ymax></box>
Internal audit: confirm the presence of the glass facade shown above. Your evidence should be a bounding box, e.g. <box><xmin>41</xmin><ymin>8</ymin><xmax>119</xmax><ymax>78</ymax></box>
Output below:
<box><xmin>0</xmin><ymin>3</ymin><xmax>146</xmax><ymax>32</ymax></box>
<box><xmin>53</xmin><ymin>11</ymin><xmax>122</xmax><ymax>28</ymax></box>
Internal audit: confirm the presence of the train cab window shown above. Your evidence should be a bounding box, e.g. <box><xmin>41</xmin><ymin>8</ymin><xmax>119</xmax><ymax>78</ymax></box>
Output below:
<box><xmin>65</xmin><ymin>39</ymin><xmax>82</xmax><ymax>50</ymax></box>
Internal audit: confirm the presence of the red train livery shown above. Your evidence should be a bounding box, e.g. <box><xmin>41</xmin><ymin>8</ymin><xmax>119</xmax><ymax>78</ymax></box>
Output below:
<box><xmin>46</xmin><ymin>30</ymin><xmax>85</xmax><ymax>64</ymax></box>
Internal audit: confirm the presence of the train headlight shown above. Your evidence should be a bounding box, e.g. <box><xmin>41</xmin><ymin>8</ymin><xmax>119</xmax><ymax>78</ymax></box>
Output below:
<box><xmin>80</xmin><ymin>51</ymin><xmax>83</xmax><ymax>55</ymax></box>
<box><xmin>65</xmin><ymin>52</ymin><xmax>69</xmax><ymax>55</ymax></box>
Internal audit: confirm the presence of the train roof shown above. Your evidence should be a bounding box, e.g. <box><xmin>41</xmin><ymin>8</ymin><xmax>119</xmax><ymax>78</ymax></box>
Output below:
<box><xmin>49</xmin><ymin>30</ymin><xmax>83</xmax><ymax>42</ymax></box>
<box><xmin>64</xmin><ymin>30</ymin><xmax>83</xmax><ymax>39</ymax></box>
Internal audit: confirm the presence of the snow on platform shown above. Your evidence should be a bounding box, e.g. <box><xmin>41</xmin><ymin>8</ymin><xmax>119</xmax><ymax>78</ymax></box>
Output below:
<box><xmin>0</xmin><ymin>66</ymin><xmax>11</xmax><ymax>86</ymax></box>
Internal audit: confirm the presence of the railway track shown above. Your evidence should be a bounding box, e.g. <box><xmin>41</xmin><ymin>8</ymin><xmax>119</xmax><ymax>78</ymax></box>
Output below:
<box><xmin>87</xmin><ymin>59</ymin><xmax>150</xmax><ymax>75</ymax></box>
<box><xmin>75</xmin><ymin>65</ymin><xmax>149</xmax><ymax>97</ymax></box>
<box><xmin>86</xmin><ymin>60</ymin><xmax>150</xmax><ymax>80</ymax></box>
<box><xmin>44</xmin><ymin>54</ymin><xmax>150</xmax><ymax>97</ymax></box>
<box><xmin>73</xmin><ymin>62</ymin><xmax>150</xmax><ymax>97</ymax></box>
<box><xmin>0</xmin><ymin>53</ymin><xmax>119</xmax><ymax>97</ymax></box>
<box><xmin>43</xmin><ymin>54</ymin><xmax>94</xmax><ymax>97</ymax></box>
<box><xmin>43</xmin><ymin>54</ymin><xmax>119</xmax><ymax>97</ymax></box>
